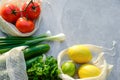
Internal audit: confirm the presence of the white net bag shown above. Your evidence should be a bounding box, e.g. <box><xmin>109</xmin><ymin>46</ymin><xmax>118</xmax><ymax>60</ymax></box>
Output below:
<box><xmin>0</xmin><ymin>0</ymin><xmax>41</xmax><ymax>37</ymax></box>
<box><xmin>57</xmin><ymin>44</ymin><xmax>113</xmax><ymax>80</ymax></box>
<box><xmin>0</xmin><ymin>46</ymin><xmax>28</xmax><ymax>80</ymax></box>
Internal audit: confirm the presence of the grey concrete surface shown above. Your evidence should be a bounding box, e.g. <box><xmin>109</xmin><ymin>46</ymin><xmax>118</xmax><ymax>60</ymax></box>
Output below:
<box><xmin>37</xmin><ymin>0</ymin><xmax>120</xmax><ymax>80</ymax></box>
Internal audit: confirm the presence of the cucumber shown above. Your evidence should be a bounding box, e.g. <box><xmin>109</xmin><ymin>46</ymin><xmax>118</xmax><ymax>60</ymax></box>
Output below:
<box><xmin>23</xmin><ymin>44</ymin><xmax>50</xmax><ymax>60</ymax></box>
<box><xmin>26</xmin><ymin>56</ymin><xmax>40</xmax><ymax>69</ymax></box>
<box><xmin>0</xmin><ymin>48</ymin><xmax>11</xmax><ymax>54</ymax></box>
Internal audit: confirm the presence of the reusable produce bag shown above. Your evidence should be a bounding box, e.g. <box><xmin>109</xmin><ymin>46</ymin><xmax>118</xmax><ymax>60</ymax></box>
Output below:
<box><xmin>58</xmin><ymin>44</ymin><xmax>113</xmax><ymax>80</ymax></box>
<box><xmin>0</xmin><ymin>0</ymin><xmax>41</xmax><ymax>37</ymax></box>
<box><xmin>0</xmin><ymin>46</ymin><xmax>28</xmax><ymax>80</ymax></box>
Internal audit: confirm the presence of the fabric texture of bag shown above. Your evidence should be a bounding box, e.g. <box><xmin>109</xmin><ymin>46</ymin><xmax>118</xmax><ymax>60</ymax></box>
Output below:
<box><xmin>0</xmin><ymin>0</ymin><xmax>41</xmax><ymax>37</ymax></box>
<box><xmin>0</xmin><ymin>46</ymin><xmax>28</xmax><ymax>80</ymax></box>
<box><xmin>57</xmin><ymin>44</ymin><xmax>113</xmax><ymax>80</ymax></box>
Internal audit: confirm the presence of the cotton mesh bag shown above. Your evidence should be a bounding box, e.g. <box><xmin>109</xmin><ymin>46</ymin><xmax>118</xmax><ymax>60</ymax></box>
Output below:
<box><xmin>57</xmin><ymin>44</ymin><xmax>113</xmax><ymax>80</ymax></box>
<box><xmin>0</xmin><ymin>46</ymin><xmax>28</xmax><ymax>80</ymax></box>
<box><xmin>0</xmin><ymin>0</ymin><xmax>41</xmax><ymax>37</ymax></box>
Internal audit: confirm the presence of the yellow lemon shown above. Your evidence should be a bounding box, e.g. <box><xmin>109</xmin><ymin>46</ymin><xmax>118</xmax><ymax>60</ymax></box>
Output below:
<box><xmin>78</xmin><ymin>64</ymin><xmax>101</xmax><ymax>78</ymax></box>
<box><xmin>61</xmin><ymin>61</ymin><xmax>76</xmax><ymax>76</ymax></box>
<box><xmin>67</xmin><ymin>45</ymin><xmax>92</xmax><ymax>63</ymax></box>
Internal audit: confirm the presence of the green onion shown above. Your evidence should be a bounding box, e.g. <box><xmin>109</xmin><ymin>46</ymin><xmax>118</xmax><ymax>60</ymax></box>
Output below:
<box><xmin>24</xmin><ymin>33</ymin><xmax>65</xmax><ymax>45</ymax></box>
<box><xmin>0</xmin><ymin>33</ymin><xmax>65</xmax><ymax>54</ymax></box>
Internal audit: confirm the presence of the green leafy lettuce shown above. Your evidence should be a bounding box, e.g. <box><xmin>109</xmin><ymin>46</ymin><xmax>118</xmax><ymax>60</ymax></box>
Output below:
<box><xmin>27</xmin><ymin>56</ymin><xmax>62</xmax><ymax>80</ymax></box>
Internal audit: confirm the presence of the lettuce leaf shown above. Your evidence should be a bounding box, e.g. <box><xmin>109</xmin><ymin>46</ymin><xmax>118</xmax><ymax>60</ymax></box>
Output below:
<box><xmin>27</xmin><ymin>56</ymin><xmax>61</xmax><ymax>80</ymax></box>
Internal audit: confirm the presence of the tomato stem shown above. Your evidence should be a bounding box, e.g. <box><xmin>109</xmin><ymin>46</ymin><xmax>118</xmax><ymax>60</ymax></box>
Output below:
<box><xmin>24</xmin><ymin>0</ymin><xmax>33</xmax><ymax>11</ymax></box>
<box><xmin>14</xmin><ymin>0</ymin><xmax>36</xmax><ymax>13</ymax></box>
<box><xmin>9</xmin><ymin>6</ymin><xmax>17</xmax><ymax>15</ymax></box>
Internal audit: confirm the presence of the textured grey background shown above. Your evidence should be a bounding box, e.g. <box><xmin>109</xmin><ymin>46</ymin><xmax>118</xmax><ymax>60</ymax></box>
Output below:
<box><xmin>36</xmin><ymin>0</ymin><xmax>120</xmax><ymax>80</ymax></box>
<box><xmin>0</xmin><ymin>0</ymin><xmax>120</xmax><ymax>80</ymax></box>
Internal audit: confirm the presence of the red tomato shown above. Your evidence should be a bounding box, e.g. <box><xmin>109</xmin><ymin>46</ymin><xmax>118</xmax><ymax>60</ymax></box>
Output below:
<box><xmin>22</xmin><ymin>2</ymin><xmax>41</xmax><ymax>20</ymax></box>
<box><xmin>1</xmin><ymin>4</ymin><xmax>21</xmax><ymax>23</ymax></box>
<box><xmin>16</xmin><ymin>17</ymin><xmax>35</xmax><ymax>33</ymax></box>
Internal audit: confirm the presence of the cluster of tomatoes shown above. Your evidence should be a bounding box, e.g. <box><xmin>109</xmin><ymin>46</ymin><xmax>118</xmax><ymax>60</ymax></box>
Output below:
<box><xmin>0</xmin><ymin>0</ymin><xmax>41</xmax><ymax>33</ymax></box>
